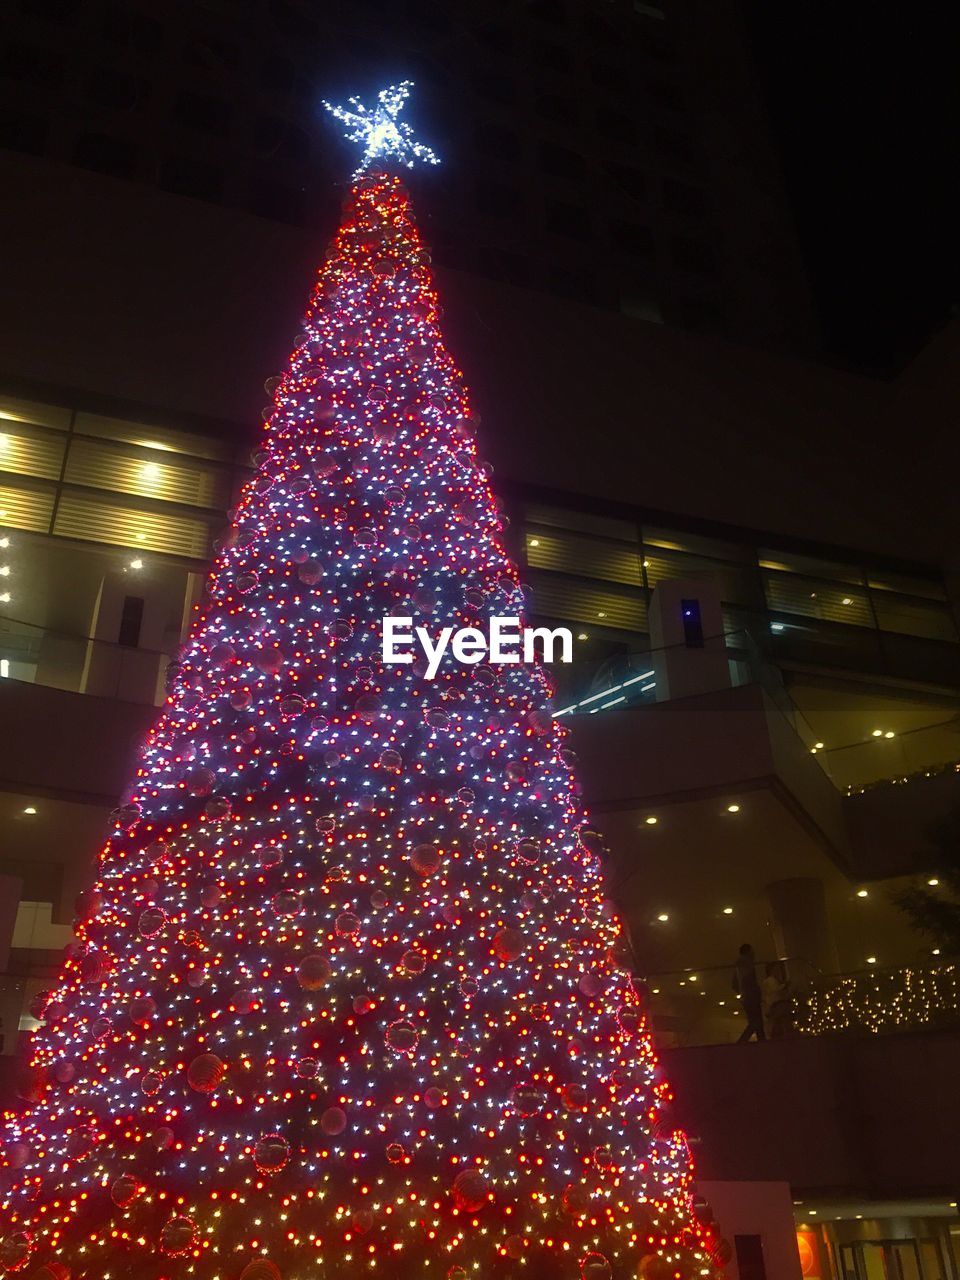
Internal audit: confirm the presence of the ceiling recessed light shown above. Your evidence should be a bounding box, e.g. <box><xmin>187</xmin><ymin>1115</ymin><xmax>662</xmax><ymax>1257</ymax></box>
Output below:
<box><xmin>136</xmin><ymin>532</ymin><xmax>146</xmax><ymax>542</ymax></box>
<box><xmin>814</xmin><ymin>741</ymin><xmax>824</xmax><ymax>750</ymax></box>
<box><xmin>726</xmin><ymin>803</ymin><xmax>740</xmax><ymax>814</ymax></box>
<box><xmin>140</xmin><ymin>461</ymin><xmax>161</xmax><ymax>482</ymax></box>
<box><xmin>884</xmin><ymin>730</ymin><xmax>895</xmax><ymax>739</ymax></box>
<box><xmin>722</xmin><ymin>906</ymin><xmax>733</xmax><ymax>915</ymax></box>
<box><xmin>577</xmin><ymin>633</ymin><xmax>588</xmax><ymax>641</ymax></box>
<box><xmin>842</xmin><ymin>597</ymin><xmax>853</xmax><ymax>606</ymax></box>
<box><xmin>866</xmin><ymin>956</ymin><xmax>877</xmax><ymax>965</ymax></box>
<box><xmin>597</xmin><ymin>611</ymin><xmax>606</xmax><ymax>619</ymax></box>
<box><xmin>856</xmin><ymin>889</ymin><xmax>869</xmax><ymax>898</ymax></box>
<box><xmin>644</xmin><ymin>816</ymin><xmax>658</xmax><ymax>825</ymax></box>
<box><xmin>656</xmin><ymin>913</ymin><xmax>669</xmax><ymax>923</ymax></box>
<box><xmin>129</xmin><ymin>558</ymin><xmax>144</xmax><ymax>570</ymax></box>
<box><xmin>927</xmin><ymin>877</ymin><xmax>940</xmax><ymax>887</ymax></box>
<box><xmin>22</xmin><ymin>806</ymin><xmax>37</xmax><ymax>815</ymax></box>
<box><xmin>872</xmin><ymin>729</ymin><xmax>883</xmax><ymax>737</ymax></box>
<box><xmin>809</xmin><ymin>1209</ymin><xmax>817</xmax><ymax>1215</ymax></box>
<box><xmin>528</xmin><ymin>538</ymin><xmax>540</xmax><ymax>547</ymax></box>
<box><xmin>933</xmin><ymin>948</ymin><xmax>941</xmax><ymax>956</ymax></box>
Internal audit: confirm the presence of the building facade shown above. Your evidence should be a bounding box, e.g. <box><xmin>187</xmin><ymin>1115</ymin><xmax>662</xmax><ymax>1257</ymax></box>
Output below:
<box><xmin>0</xmin><ymin>144</ymin><xmax>958</xmax><ymax>1278</ymax></box>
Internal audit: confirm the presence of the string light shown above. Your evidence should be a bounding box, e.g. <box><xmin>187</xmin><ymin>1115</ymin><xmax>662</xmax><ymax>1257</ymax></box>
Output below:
<box><xmin>796</xmin><ymin>963</ymin><xmax>958</xmax><ymax>1035</ymax></box>
<box><xmin>0</xmin><ymin>129</ymin><xmax>719</xmax><ymax>1280</ymax></box>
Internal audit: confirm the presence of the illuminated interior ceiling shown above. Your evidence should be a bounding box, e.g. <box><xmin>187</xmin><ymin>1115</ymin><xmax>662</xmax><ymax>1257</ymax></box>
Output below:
<box><xmin>788</xmin><ymin>682</ymin><xmax>960</xmax><ymax>789</ymax></box>
<box><xmin>597</xmin><ymin>790</ymin><xmax>928</xmax><ymax>978</ymax></box>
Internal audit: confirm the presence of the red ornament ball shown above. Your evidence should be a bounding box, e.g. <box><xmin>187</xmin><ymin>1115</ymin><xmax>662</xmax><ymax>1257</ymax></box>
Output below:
<box><xmin>385</xmin><ymin>1020</ymin><xmax>418</xmax><ymax>1054</ymax></box>
<box><xmin>254</xmin><ymin>1133</ymin><xmax>290</xmax><ymax>1174</ymax></box>
<box><xmin>452</xmin><ymin>1168</ymin><xmax>490</xmax><ymax>1213</ymax></box>
<box><xmin>385</xmin><ymin>1143</ymin><xmax>405</xmax><ymax>1164</ymax></box>
<box><xmin>335</xmin><ymin>912</ymin><xmax>361</xmax><ymax>937</ymax></box>
<box><xmin>31</xmin><ymin>1263</ymin><xmax>71</xmax><ymax>1280</ymax></box>
<box><xmin>400</xmin><ymin>949</ymin><xmax>425</xmax><ymax>975</ymax></box>
<box><xmin>151</xmin><ymin>1127</ymin><xmax>175</xmax><ymax>1151</ymax></box>
<box><xmin>561</xmin><ymin>1183</ymin><xmax>591</xmax><ymax>1217</ymax></box>
<box><xmin>295</xmin><ymin>1058</ymin><xmax>319</xmax><ymax>1080</ymax></box>
<box><xmin>352</xmin><ymin>1209</ymin><xmax>374</xmax><ymax>1234</ymax></box>
<box><xmin>239</xmin><ymin>1263</ymin><xmax>281</xmax><ymax>1280</ymax></box>
<box><xmin>110</xmin><ymin>1173</ymin><xmax>143</xmax><ymax>1207</ymax></box>
<box><xmin>424</xmin><ymin>1087</ymin><xmax>444</xmax><ymax>1109</ymax></box>
<box><xmin>0</xmin><ymin>1232</ymin><xmax>31</xmax><ymax>1271</ymax></box>
<box><xmin>320</xmin><ymin>1107</ymin><xmax>347</xmax><ymax>1136</ymax></box>
<box><xmin>409</xmin><ymin>844</ymin><xmax>442</xmax><ymax>878</ymax></box>
<box><xmin>504</xmin><ymin>1235</ymin><xmax>524</xmax><ymax>1260</ymax></box>
<box><xmin>187</xmin><ymin>1054</ymin><xmax>225</xmax><ymax>1094</ymax></box>
<box><xmin>491</xmin><ymin>928</ymin><xmax>523</xmax><ymax>963</ymax></box>
<box><xmin>160</xmin><ymin>1215</ymin><xmax>197</xmax><ymax>1257</ymax></box>
<box><xmin>297</xmin><ymin>954</ymin><xmax>333</xmax><ymax>990</ymax></box>
<box><xmin>581</xmin><ymin>1253</ymin><xmax>613</xmax><ymax>1280</ymax></box>
<box><xmin>511</xmin><ymin>1083</ymin><xmax>543</xmax><ymax>1117</ymax></box>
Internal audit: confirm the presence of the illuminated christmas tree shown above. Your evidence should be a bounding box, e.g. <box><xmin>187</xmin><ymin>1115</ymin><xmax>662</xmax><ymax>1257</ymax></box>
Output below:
<box><xmin>0</xmin><ymin>84</ymin><xmax>725</xmax><ymax>1280</ymax></box>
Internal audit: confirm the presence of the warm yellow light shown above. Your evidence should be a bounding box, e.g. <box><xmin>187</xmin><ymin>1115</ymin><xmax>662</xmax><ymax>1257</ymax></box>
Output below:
<box><xmin>866</xmin><ymin>956</ymin><xmax>877</xmax><ymax>965</ymax></box>
<box><xmin>528</xmin><ymin>538</ymin><xmax>540</xmax><ymax>547</ymax></box>
<box><xmin>577</xmin><ymin>633</ymin><xmax>588</xmax><ymax>641</ymax></box>
<box><xmin>135</xmin><ymin>532</ymin><xmax>146</xmax><ymax>541</ymax></box>
<box><xmin>656</xmin><ymin>913</ymin><xmax>669</xmax><ymax>923</ymax></box>
<box><xmin>597</xmin><ymin>611</ymin><xmax>606</xmax><ymax>618</ymax></box>
<box><xmin>842</xmin><ymin>597</ymin><xmax>852</xmax><ymax>606</ymax></box>
<box><xmin>884</xmin><ymin>730</ymin><xmax>895</xmax><ymax>739</ymax></box>
<box><xmin>140</xmin><ymin>461</ymin><xmax>161</xmax><ymax>482</ymax></box>
<box><xmin>22</xmin><ymin>806</ymin><xmax>37</xmax><ymax>815</ymax></box>
<box><xmin>644</xmin><ymin>816</ymin><xmax>658</xmax><ymax>825</ymax></box>
<box><xmin>928</xmin><ymin>877</ymin><xmax>940</xmax><ymax>887</ymax></box>
<box><xmin>130</xmin><ymin>558</ymin><xmax>144</xmax><ymax>570</ymax></box>
<box><xmin>814</xmin><ymin>741</ymin><xmax>824</xmax><ymax>749</ymax></box>
<box><xmin>722</xmin><ymin>906</ymin><xmax>733</xmax><ymax>915</ymax></box>
<box><xmin>872</xmin><ymin>729</ymin><xmax>883</xmax><ymax>737</ymax></box>
<box><xmin>726</xmin><ymin>803</ymin><xmax>740</xmax><ymax>814</ymax></box>
<box><xmin>856</xmin><ymin>889</ymin><xmax>869</xmax><ymax>898</ymax></box>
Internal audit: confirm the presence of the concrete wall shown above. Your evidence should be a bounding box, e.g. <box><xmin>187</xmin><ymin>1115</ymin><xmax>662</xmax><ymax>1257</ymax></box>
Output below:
<box><xmin>667</xmin><ymin>1029</ymin><xmax>960</xmax><ymax>1197</ymax></box>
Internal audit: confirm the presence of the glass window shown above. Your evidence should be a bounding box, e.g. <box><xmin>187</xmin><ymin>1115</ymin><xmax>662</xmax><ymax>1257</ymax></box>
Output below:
<box><xmin>0</xmin><ymin>423</ymin><xmax>67</xmax><ymax>481</ymax></box>
<box><xmin>52</xmin><ymin>492</ymin><xmax>213</xmax><ymax>560</ymax></box>
<box><xmin>758</xmin><ymin>548</ymin><xmax>864</xmax><ymax>585</ymax></box>
<box><xmin>526</xmin><ymin>503</ymin><xmax>636</xmax><ymax>542</ymax></box>
<box><xmin>0</xmin><ymin>397</ymin><xmax>71</xmax><ymax>431</ymax></box>
<box><xmin>762</xmin><ymin>571</ymin><xmax>874</xmax><ymax>628</ymax></box>
<box><xmin>528</xmin><ymin>572</ymin><xmax>647</xmax><ymax>635</ymax></box>
<box><xmin>73</xmin><ymin>412</ymin><xmax>235</xmax><ymax>462</ymax></box>
<box><xmin>526</xmin><ymin>527</ymin><xmax>643</xmax><ymax>587</ymax></box>
<box><xmin>867</xmin><ymin>570</ymin><xmax>947</xmax><ymax>601</ymax></box>
<box><xmin>872</xmin><ymin>593</ymin><xmax>957</xmax><ymax>642</ymax></box>
<box><xmin>63</xmin><ymin>438</ymin><xmax>231</xmax><ymax>510</ymax></box>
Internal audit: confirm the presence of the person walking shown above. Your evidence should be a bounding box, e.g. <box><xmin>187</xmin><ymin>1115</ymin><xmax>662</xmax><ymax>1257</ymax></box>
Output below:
<box><xmin>732</xmin><ymin>943</ymin><xmax>766</xmax><ymax>1042</ymax></box>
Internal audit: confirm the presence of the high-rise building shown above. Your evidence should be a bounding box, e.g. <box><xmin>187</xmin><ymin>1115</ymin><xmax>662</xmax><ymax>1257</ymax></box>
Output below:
<box><xmin>1</xmin><ymin>0</ymin><xmax>819</xmax><ymax>349</ymax></box>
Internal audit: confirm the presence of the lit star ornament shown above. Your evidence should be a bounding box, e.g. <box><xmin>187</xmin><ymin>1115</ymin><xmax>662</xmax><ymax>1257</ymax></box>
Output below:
<box><xmin>323</xmin><ymin>81</ymin><xmax>440</xmax><ymax>174</ymax></box>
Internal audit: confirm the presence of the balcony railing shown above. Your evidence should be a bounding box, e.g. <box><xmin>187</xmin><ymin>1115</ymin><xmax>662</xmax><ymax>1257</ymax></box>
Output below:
<box><xmin>642</xmin><ymin>960</ymin><xmax>960</xmax><ymax>1047</ymax></box>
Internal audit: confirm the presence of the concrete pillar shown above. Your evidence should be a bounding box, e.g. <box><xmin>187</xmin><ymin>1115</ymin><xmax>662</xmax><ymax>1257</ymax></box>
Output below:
<box><xmin>0</xmin><ymin>875</ymin><xmax>23</xmax><ymax>1057</ymax></box>
<box><xmin>649</xmin><ymin>577</ymin><xmax>732</xmax><ymax>701</ymax></box>
<box><xmin>765</xmin><ymin>876</ymin><xmax>839</xmax><ymax>981</ymax></box>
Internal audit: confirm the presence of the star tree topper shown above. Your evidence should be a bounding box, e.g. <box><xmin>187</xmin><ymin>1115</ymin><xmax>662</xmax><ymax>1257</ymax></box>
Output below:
<box><xmin>323</xmin><ymin>80</ymin><xmax>440</xmax><ymax>175</ymax></box>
